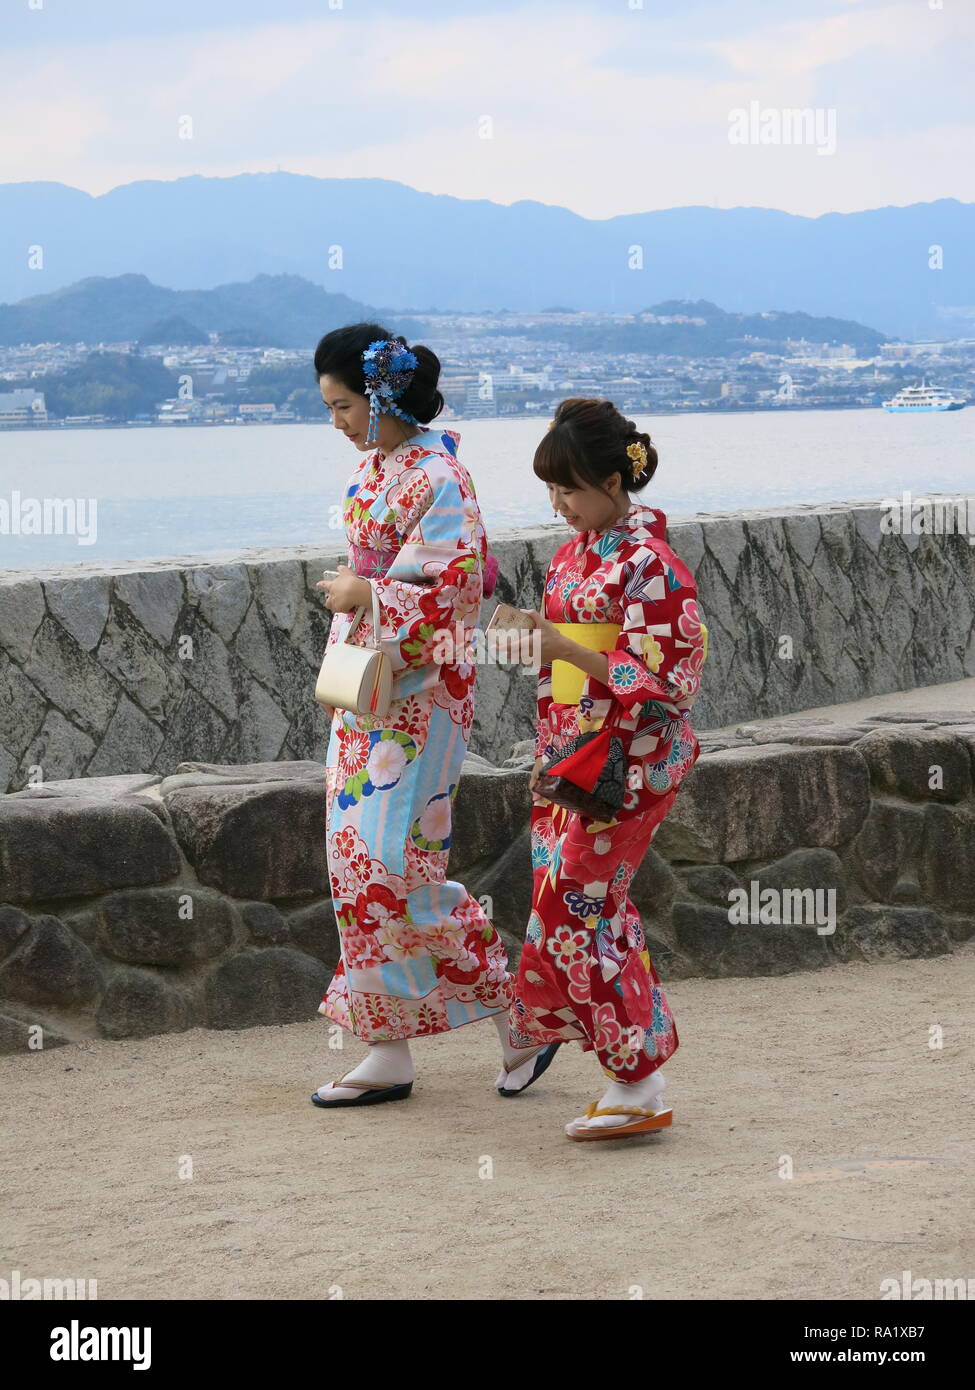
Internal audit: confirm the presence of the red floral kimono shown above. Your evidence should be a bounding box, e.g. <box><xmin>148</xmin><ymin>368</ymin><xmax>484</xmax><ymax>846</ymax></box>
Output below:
<box><xmin>510</xmin><ymin>502</ymin><xmax>705</xmax><ymax>1081</ymax></box>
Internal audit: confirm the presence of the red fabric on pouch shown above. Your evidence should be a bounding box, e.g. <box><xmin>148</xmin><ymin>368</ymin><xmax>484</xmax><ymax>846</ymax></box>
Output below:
<box><xmin>545</xmin><ymin>723</ymin><xmax>612</xmax><ymax>792</ymax></box>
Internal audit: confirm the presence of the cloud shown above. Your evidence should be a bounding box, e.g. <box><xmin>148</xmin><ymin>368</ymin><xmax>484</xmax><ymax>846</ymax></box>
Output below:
<box><xmin>0</xmin><ymin>0</ymin><xmax>969</xmax><ymax>216</ymax></box>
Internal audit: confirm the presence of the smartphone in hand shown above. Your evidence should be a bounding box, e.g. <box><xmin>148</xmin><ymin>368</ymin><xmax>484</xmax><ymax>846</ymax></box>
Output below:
<box><xmin>485</xmin><ymin>601</ymin><xmax>537</xmax><ymax>633</ymax></box>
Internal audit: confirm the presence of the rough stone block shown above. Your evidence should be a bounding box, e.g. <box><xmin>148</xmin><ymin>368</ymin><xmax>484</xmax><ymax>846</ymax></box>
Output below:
<box><xmin>97</xmin><ymin>967</ymin><xmax>191</xmax><ymax>1039</ymax></box>
<box><xmin>0</xmin><ymin>798</ymin><xmax>181</xmax><ymax>903</ymax></box>
<box><xmin>205</xmin><ymin>947</ymin><xmax>330</xmax><ymax>1028</ymax></box>
<box><xmin>95</xmin><ymin>888</ymin><xmax>237</xmax><ymax>965</ymax></box>
<box><xmin>652</xmin><ymin>744</ymin><xmax>870</xmax><ymax>863</ymax></box>
<box><xmin>0</xmin><ymin>913</ymin><xmax>101</xmax><ymax>1006</ymax></box>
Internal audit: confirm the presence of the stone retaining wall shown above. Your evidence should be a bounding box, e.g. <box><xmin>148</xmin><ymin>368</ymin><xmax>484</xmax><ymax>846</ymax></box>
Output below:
<box><xmin>2</xmin><ymin>493</ymin><xmax>974</xmax><ymax>787</ymax></box>
<box><xmin>1</xmin><ymin>712</ymin><xmax>972</xmax><ymax>1054</ymax></box>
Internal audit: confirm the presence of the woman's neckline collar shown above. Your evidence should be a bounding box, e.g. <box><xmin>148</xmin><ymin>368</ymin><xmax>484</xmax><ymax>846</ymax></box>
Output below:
<box><xmin>376</xmin><ymin>426</ymin><xmax>431</xmax><ymax>460</ymax></box>
<box><xmin>582</xmin><ymin>501</ymin><xmax>638</xmax><ymax>537</ymax></box>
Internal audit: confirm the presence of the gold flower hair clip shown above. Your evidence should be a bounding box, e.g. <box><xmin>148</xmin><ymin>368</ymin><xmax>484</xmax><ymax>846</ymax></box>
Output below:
<box><xmin>626</xmin><ymin>440</ymin><xmax>649</xmax><ymax>478</ymax></box>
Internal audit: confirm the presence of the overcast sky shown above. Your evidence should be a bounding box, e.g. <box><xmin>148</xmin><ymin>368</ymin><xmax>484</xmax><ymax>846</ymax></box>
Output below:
<box><xmin>2</xmin><ymin>0</ymin><xmax>971</xmax><ymax>218</ymax></box>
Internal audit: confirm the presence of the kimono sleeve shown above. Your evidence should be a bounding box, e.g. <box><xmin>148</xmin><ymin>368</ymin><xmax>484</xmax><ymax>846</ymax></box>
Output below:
<box><xmin>601</xmin><ymin>543</ymin><xmax>705</xmax><ymax>718</ymax></box>
<box><xmin>367</xmin><ymin>460</ymin><xmax>485</xmax><ymax>674</ymax></box>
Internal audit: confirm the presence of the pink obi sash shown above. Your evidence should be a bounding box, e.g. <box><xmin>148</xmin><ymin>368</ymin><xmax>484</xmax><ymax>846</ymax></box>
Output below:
<box><xmin>347</xmin><ymin>543</ymin><xmax>395</xmax><ymax>579</ymax></box>
<box><xmin>347</xmin><ymin>544</ymin><xmax>499</xmax><ymax>598</ymax></box>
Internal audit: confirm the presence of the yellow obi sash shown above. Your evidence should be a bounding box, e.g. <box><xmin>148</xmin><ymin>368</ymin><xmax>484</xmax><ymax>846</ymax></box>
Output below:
<box><xmin>551</xmin><ymin>622</ymin><xmax>620</xmax><ymax>704</ymax></box>
<box><xmin>550</xmin><ymin>620</ymin><xmax>710</xmax><ymax>705</ymax></box>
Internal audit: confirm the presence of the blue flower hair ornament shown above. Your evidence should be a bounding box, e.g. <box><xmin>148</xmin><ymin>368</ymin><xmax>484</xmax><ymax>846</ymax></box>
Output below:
<box><xmin>362</xmin><ymin>338</ymin><xmax>420</xmax><ymax>446</ymax></box>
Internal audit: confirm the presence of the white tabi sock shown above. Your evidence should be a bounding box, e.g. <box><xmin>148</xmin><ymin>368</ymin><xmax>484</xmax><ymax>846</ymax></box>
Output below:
<box><xmin>582</xmin><ymin>1069</ymin><xmax>668</xmax><ymax>1130</ymax></box>
<box><xmin>315</xmin><ymin>1039</ymin><xmax>414</xmax><ymax>1102</ymax></box>
<box><xmin>492</xmin><ymin>1013</ymin><xmax>553</xmax><ymax>1087</ymax></box>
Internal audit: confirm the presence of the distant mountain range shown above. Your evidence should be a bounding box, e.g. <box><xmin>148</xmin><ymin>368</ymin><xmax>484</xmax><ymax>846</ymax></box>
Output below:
<box><xmin>0</xmin><ymin>273</ymin><xmax>886</xmax><ymax>356</ymax></box>
<box><xmin>0</xmin><ymin>272</ymin><xmax>376</xmax><ymax>349</ymax></box>
<box><xmin>1</xmin><ymin>174</ymin><xmax>972</xmax><ymax>340</ymax></box>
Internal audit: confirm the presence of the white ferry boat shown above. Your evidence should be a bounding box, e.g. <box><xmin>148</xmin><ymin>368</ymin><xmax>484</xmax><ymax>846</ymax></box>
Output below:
<box><xmin>882</xmin><ymin>380</ymin><xmax>966</xmax><ymax>412</ymax></box>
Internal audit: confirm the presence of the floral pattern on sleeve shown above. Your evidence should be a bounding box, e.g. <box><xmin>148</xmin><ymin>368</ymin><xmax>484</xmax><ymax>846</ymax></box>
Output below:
<box><xmin>602</xmin><ymin>544</ymin><xmax>704</xmax><ymax>717</ymax></box>
<box><xmin>367</xmin><ymin>454</ymin><xmax>487</xmax><ymax>677</ymax></box>
<box><xmin>536</xmin><ymin>506</ymin><xmax>706</xmax><ymax>821</ymax></box>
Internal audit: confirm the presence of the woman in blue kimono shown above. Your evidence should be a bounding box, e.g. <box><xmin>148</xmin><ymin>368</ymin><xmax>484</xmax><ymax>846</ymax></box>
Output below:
<box><xmin>309</xmin><ymin>325</ymin><xmax>554</xmax><ymax>1107</ymax></box>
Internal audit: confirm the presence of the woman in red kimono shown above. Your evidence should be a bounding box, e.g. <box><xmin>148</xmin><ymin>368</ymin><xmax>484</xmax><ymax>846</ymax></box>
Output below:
<box><xmin>502</xmin><ymin>397</ymin><xmax>706</xmax><ymax>1141</ymax></box>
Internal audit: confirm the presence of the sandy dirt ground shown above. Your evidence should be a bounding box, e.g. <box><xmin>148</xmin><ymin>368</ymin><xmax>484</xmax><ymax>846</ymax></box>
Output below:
<box><xmin>2</xmin><ymin>941</ymin><xmax>973</xmax><ymax>1302</ymax></box>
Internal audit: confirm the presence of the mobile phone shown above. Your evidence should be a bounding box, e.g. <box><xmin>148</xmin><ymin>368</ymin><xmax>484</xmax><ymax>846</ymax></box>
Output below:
<box><xmin>485</xmin><ymin>601</ymin><xmax>537</xmax><ymax>633</ymax></box>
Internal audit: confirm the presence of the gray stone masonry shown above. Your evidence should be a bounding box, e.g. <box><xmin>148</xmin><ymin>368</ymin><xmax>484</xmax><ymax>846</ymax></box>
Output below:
<box><xmin>2</xmin><ymin>494</ymin><xmax>974</xmax><ymax>789</ymax></box>
<box><xmin>1</xmin><ymin>711</ymin><xmax>973</xmax><ymax>1052</ymax></box>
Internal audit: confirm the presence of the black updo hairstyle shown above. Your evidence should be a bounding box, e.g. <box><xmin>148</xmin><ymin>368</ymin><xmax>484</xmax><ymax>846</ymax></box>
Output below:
<box><xmin>533</xmin><ymin>397</ymin><xmax>658</xmax><ymax>496</ymax></box>
<box><xmin>312</xmin><ymin>322</ymin><xmax>444</xmax><ymax>424</ymax></box>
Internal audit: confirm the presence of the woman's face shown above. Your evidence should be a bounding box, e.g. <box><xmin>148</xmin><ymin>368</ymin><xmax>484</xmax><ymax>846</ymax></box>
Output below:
<box><xmin>546</xmin><ymin>470</ymin><xmax>625</xmax><ymax>532</ymax></box>
<box><xmin>319</xmin><ymin>374</ymin><xmax>419</xmax><ymax>454</ymax></box>
<box><xmin>319</xmin><ymin>374</ymin><xmax>372</xmax><ymax>449</ymax></box>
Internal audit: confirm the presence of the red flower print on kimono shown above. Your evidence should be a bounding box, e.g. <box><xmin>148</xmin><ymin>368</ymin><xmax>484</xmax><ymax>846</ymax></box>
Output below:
<box><xmin>328</xmin><ymin>826</ymin><xmax>374</xmax><ymax>897</ymax></box>
<box><xmin>342</xmin><ymin>927</ymin><xmax>387</xmax><ymax>969</ymax></box>
<box><xmin>435</xmin><ymin>929</ymin><xmax>488</xmax><ymax>985</ymax></box>
<box><xmin>617</xmin><ymin>950</ymin><xmax>654</xmax><ymax>1025</ymax></box>
<box><xmin>356</xmin><ymin>881</ymin><xmax>407</xmax><ymax>937</ymax></box>
<box><xmin>440</xmin><ymin>661</ymin><xmax>476</xmax><ymax>704</ymax></box>
<box><xmin>559</xmin><ymin>823</ymin><xmax>620</xmax><ymax>885</ymax></box>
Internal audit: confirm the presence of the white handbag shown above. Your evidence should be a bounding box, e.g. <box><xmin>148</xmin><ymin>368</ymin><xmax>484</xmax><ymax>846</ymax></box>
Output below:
<box><xmin>315</xmin><ymin>582</ymin><xmax>393</xmax><ymax>718</ymax></box>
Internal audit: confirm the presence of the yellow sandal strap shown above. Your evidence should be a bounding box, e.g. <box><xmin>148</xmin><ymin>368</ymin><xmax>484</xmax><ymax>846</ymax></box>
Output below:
<box><xmin>585</xmin><ymin>1102</ymin><xmax>659</xmax><ymax>1118</ymax></box>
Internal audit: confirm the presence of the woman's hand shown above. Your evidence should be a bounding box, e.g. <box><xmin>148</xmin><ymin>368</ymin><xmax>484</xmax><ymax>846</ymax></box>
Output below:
<box><xmin>316</xmin><ymin>564</ymin><xmax>371</xmax><ymax>613</ymax></box>
<box><xmin>521</xmin><ymin>609</ymin><xmax>569</xmax><ymax>666</ymax></box>
<box><xmin>528</xmin><ymin>754</ymin><xmax>550</xmax><ymax>805</ymax></box>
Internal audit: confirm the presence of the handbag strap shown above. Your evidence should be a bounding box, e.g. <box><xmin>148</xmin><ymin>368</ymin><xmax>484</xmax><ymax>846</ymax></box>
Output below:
<box><xmin>341</xmin><ymin>578</ymin><xmax>384</xmax><ymax>649</ymax></box>
<box><xmin>587</xmin><ymin>696</ymin><xmax>627</xmax><ymax>740</ymax></box>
